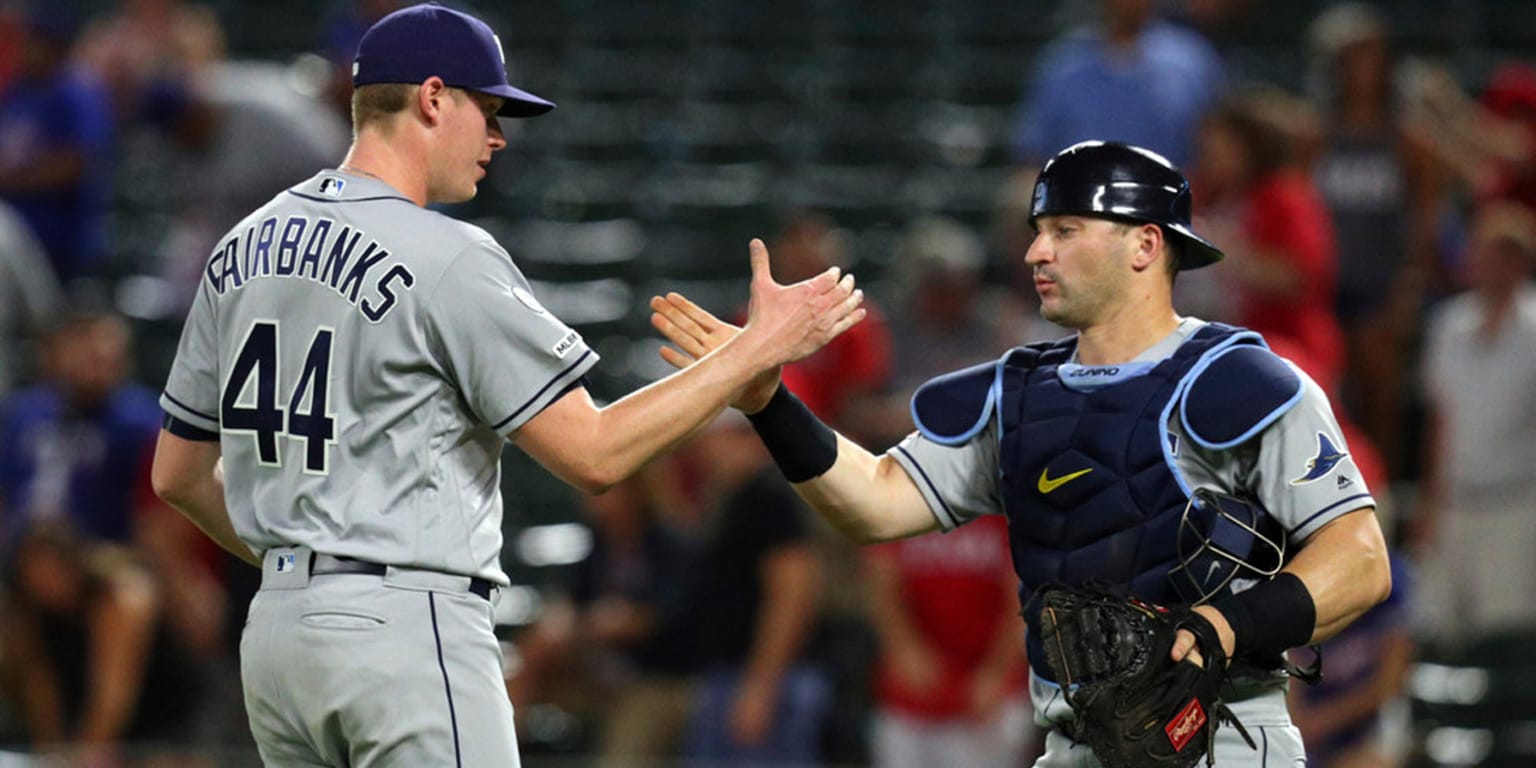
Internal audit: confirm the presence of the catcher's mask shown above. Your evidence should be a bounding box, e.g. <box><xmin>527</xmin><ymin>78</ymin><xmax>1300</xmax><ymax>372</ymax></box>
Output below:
<box><xmin>1169</xmin><ymin>488</ymin><xmax>1285</xmax><ymax>605</ymax></box>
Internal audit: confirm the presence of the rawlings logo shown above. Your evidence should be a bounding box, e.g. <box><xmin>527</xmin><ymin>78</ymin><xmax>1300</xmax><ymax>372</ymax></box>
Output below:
<box><xmin>1165</xmin><ymin>698</ymin><xmax>1207</xmax><ymax>751</ymax></box>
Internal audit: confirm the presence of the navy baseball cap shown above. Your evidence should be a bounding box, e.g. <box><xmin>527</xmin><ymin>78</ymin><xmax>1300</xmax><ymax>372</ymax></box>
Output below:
<box><xmin>353</xmin><ymin>2</ymin><xmax>555</xmax><ymax>118</ymax></box>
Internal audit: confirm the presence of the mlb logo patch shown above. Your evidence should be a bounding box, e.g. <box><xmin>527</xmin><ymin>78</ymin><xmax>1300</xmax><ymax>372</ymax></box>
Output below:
<box><xmin>275</xmin><ymin>552</ymin><xmax>297</xmax><ymax>573</ymax></box>
<box><xmin>318</xmin><ymin>177</ymin><xmax>346</xmax><ymax>197</ymax></box>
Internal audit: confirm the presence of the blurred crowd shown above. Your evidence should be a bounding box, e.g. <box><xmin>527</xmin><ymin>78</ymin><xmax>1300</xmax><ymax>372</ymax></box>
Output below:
<box><xmin>0</xmin><ymin>0</ymin><xmax>1534</xmax><ymax>766</ymax></box>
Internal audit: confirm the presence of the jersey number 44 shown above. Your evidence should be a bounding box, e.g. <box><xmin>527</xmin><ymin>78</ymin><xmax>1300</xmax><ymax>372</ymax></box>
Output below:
<box><xmin>221</xmin><ymin>319</ymin><xmax>337</xmax><ymax>475</ymax></box>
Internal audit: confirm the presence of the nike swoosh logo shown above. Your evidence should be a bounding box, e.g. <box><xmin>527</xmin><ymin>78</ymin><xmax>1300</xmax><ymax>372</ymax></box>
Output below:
<box><xmin>1038</xmin><ymin>467</ymin><xmax>1093</xmax><ymax>494</ymax></box>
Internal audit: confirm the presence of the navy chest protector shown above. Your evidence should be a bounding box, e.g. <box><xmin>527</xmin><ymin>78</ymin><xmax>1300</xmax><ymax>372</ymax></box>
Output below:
<box><xmin>910</xmin><ymin>324</ymin><xmax>1304</xmax><ymax>679</ymax></box>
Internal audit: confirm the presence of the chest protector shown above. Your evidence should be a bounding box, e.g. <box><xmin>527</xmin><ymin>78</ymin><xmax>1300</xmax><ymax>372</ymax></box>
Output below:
<box><xmin>910</xmin><ymin>323</ymin><xmax>1300</xmax><ymax>679</ymax></box>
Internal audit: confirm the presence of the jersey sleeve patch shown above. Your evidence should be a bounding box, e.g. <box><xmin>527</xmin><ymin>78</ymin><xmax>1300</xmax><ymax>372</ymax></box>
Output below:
<box><xmin>910</xmin><ymin>360</ymin><xmax>998</xmax><ymax>446</ymax></box>
<box><xmin>1180</xmin><ymin>345</ymin><xmax>1304</xmax><ymax>450</ymax></box>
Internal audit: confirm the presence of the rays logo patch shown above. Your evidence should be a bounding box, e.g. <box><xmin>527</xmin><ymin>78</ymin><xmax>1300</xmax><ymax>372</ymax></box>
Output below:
<box><xmin>1290</xmin><ymin>432</ymin><xmax>1348</xmax><ymax>485</ymax></box>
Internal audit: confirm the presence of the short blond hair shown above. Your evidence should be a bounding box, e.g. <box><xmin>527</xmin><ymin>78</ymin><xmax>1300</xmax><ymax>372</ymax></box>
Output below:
<box><xmin>350</xmin><ymin>83</ymin><xmax>415</xmax><ymax>132</ymax></box>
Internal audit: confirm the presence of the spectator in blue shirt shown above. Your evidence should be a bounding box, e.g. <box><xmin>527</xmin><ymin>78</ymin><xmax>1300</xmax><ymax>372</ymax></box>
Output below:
<box><xmin>1011</xmin><ymin>0</ymin><xmax>1226</xmax><ymax>169</ymax></box>
<box><xmin>0</xmin><ymin>8</ymin><xmax>113</xmax><ymax>284</ymax></box>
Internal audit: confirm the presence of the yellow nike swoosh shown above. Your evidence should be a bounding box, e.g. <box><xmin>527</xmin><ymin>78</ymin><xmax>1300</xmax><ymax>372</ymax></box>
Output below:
<box><xmin>1038</xmin><ymin>467</ymin><xmax>1093</xmax><ymax>494</ymax></box>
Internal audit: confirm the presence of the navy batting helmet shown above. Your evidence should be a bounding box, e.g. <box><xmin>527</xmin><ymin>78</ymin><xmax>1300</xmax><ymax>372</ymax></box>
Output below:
<box><xmin>1029</xmin><ymin>141</ymin><xmax>1224</xmax><ymax>269</ymax></box>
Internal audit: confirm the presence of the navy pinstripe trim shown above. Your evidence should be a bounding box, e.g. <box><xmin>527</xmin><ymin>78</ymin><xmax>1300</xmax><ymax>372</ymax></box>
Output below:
<box><xmin>1292</xmin><ymin>493</ymin><xmax>1374</xmax><ymax>534</ymax></box>
<box><xmin>895</xmin><ymin>445</ymin><xmax>960</xmax><ymax>529</ymax></box>
<box><xmin>285</xmin><ymin>190</ymin><xmax>413</xmax><ymax>205</ymax></box>
<box><xmin>491</xmin><ymin>350</ymin><xmax>595</xmax><ymax>432</ymax></box>
<box><xmin>162</xmin><ymin>391</ymin><xmax>218</xmax><ymax>423</ymax></box>
<box><xmin>429</xmin><ymin>593</ymin><xmax>464</xmax><ymax>768</ymax></box>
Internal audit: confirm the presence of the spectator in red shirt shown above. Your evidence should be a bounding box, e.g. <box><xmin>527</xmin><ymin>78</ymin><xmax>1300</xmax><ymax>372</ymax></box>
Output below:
<box><xmin>864</xmin><ymin>514</ymin><xmax>1035</xmax><ymax>768</ymax></box>
<box><xmin>1195</xmin><ymin>87</ymin><xmax>1346</xmax><ymax>389</ymax></box>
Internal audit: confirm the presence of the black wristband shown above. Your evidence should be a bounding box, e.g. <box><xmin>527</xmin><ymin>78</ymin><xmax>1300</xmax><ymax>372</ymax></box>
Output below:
<box><xmin>745</xmin><ymin>384</ymin><xmax>838</xmax><ymax>483</ymax></box>
<box><xmin>1210</xmin><ymin>572</ymin><xmax>1316</xmax><ymax>658</ymax></box>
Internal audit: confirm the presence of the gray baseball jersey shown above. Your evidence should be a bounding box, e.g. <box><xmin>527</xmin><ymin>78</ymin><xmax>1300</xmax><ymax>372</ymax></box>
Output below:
<box><xmin>160</xmin><ymin>170</ymin><xmax>598</xmax><ymax>584</ymax></box>
<box><xmin>889</xmin><ymin>317</ymin><xmax>1375</xmax><ymax>766</ymax></box>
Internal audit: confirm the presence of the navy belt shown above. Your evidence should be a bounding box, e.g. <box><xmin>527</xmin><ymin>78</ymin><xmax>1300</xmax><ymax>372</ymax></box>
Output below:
<box><xmin>310</xmin><ymin>553</ymin><xmax>495</xmax><ymax>601</ymax></box>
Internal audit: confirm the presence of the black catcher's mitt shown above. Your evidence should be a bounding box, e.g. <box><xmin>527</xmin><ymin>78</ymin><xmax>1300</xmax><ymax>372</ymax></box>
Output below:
<box><xmin>1036</xmin><ymin>587</ymin><xmax>1253</xmax><ymax>768</ymax></box>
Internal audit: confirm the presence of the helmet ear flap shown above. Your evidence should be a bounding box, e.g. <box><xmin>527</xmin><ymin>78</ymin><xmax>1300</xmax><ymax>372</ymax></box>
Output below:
<box><xmin>1169</xmin><ymin>488</ymin><xmax>1287</xmax><ymax>605</ymax></box>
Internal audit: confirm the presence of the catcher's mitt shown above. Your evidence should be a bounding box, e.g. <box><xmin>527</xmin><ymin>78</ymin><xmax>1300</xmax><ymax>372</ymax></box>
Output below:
<box><xmin>1036</xmin><ymin>586</ymin><xmax>1254</xmax><ymax>768</ymax></box>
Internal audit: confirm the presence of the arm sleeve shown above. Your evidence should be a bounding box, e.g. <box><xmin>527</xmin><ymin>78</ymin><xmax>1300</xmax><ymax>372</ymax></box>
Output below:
<box><xmin>424</xmin><ymin>240</ymin><xmax>599</xmax><ymax>433</ymax></box>
<box><xmin>1247</xmin><ymin>369</ymin><xmax>1376</xmax><ymax>541</ymax></box>
<box><xmin>889</xmin><ymin>422</ymin><xmax>1004</xmax><ymax>531</ymax></box>
<box><xmin>160</xmin><ymin>277</ymin><xmax>222</xmax><ymax>433</ymax></box>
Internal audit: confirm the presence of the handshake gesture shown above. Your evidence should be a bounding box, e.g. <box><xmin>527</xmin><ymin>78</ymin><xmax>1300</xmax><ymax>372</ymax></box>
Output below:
<box><xmin>652</xmin><ymin>238</ymin><xmax>863</xmax><ymax>411</ymax></box>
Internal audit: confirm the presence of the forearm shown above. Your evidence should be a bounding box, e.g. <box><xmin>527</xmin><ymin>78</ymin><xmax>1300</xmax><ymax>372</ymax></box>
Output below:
<box><xmin>525</xmin><ymin>332</ymin><xmax>773</xmax><ymax>493</ymax></box>
<box><xmin>152</xmin><ymin>433</ymin><xmax>259</xmax><ymax>565</ymax></box>
<box><xmin>1286</xmin><ymin>509</ymin><xmax>1392</xmax><ymax>643</ymax></box>
<box><xmin>792</xmin><ymin>436</ymin><xmax>939</xmax><ymax>544</ymax></box>
<box><xmin>162</xmin><ymin>475</ymin><xmax>258</xmax><ymax>566</ymax></box>
<box><xmin>743</xmin><ymin>549</ymin><xmax>821</xmax><ymax>689</ymax></box>
<box><xmin>1193</xmin><ymin>508</ymin><xmax>1391</xmax><ymax>662</ymax></box>
<box><xmin>597</xmin><ymin>335</ymin><xmax>768</xmax><ymax>481</ymax></box>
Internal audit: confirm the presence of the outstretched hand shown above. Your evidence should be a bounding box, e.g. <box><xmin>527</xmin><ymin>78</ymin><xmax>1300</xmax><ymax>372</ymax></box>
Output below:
<box><xmin>649</xmin><ymin>238</ymin><xmax>864</xmax><ymax>412</ymax></box>
<box><xmin>740</xmin><ymin>237</ymin><xmax>864</xmax><ymax>364</ymax></box>
<box><xmin>650</xmin><ymin>292</ymin><xmax>783</xmax><ymax>413</ymax></box>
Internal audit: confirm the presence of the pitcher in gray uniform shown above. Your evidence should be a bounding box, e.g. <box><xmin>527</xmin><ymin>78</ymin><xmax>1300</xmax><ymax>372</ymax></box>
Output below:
<box><xmin>652</xmin><ymin>141</ymin><xmax>1392</xmax><ymax>767</ymax></box>
<box><xmin>148</xmin><ymin>4</ymin><xmax>864</xmax><ymax>767</ymax></box>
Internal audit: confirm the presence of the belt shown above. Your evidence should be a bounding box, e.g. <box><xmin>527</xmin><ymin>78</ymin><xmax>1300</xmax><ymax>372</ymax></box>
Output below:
<box><xmin>310</xmin><ymin>553</ymin><xmax>495</xmax><ymax>601</ymax></box>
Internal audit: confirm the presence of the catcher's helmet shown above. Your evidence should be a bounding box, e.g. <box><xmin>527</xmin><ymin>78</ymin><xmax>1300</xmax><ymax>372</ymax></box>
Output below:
<box><xmin>1029</xmin><ymin>141</ymin><xmax>1224</xmax><ymax>269</ymax></box>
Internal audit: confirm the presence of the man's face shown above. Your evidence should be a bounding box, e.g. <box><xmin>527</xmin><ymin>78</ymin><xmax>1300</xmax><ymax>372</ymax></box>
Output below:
<box><xmin>1025</xmin><ymin>216</ymin><xmax>1136</xmax><ymax>328</ymax></box>
<box><xmin>46</xmin><ymin>317</ymin><xmax>130</xmax><ymax>408</ymax></box>
<box><xmin>428</xmin><ymin>89</ymin><xmax>507</xmax><ymax>204</ymax></box>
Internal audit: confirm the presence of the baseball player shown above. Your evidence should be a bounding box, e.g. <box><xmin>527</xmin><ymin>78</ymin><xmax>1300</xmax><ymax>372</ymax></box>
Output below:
<box><xmin>148</xmin><ymin>4</ymin><xmax>863</xmax><ymax>767</ymax></box>
<box><xmin>651</xmin><ymin>141</ymin><xmax>1393</xmax><ymax>767</ymax></box>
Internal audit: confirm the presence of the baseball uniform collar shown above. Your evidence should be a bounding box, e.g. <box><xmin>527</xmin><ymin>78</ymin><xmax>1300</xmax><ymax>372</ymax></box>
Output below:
<box><xmin>291</xmin><ymin>170</ymin><xmax>413</xmax><ymax>204</ymax></box>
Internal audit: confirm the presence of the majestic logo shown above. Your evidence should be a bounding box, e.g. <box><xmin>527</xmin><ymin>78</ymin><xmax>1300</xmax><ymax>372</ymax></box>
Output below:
<box><xmin>1290</xmin><ymin>432</ymin><xmax>1349</xmax><ymax>485</ymax></box>
<box><xmin>1038</xmin><ymin>466</ymin><xmax>1093</xmax><ymax>494</ymax></box>
<box><xmin>1165</xmin><ymin>698</ymin><xmax>1207</xmax><ymax>751</ymax></box>
<box><xmin>318</xmin><ymin>177</ymin><xmax>346</xmax><ymax>197</ymax></box>
<box><xmin>1337</xmin><ymin>474</ymin><xmax>1354</xmax><ymax>490</ymax></box>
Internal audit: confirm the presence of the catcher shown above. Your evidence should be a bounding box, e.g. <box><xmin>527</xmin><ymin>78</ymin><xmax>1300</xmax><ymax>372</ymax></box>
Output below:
<box><xmin>650</xmin><ymin>141</ymin><xmax>1392</xmax><ymax>767</ymax></box>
